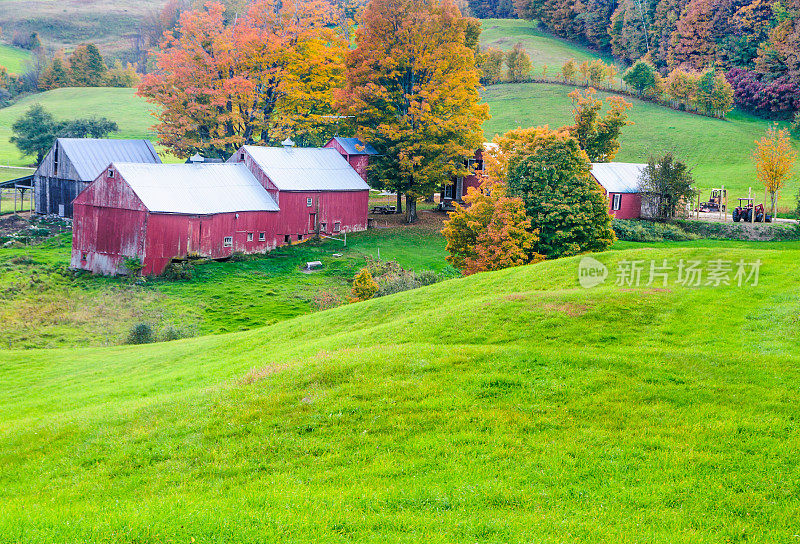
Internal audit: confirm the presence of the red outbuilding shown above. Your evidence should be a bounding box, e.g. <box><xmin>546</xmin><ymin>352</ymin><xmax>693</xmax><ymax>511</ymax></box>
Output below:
<box><xmin>72</xmin><ymin>162</ymin><xmax>280</xmax><ymax>275</ymax></box>
<box><xmin>324</xmin><ymin>137</ymin><xmax>378</xmax><ymax>184</ymax></box>
<box><xmin>439</xmin><ymin>146</ymin><xmax>489</xmax><ymax>206</ymax></box>
<box><xmin>229</xmin><ymin>142</ymin><xmax>370</xmax><ymax>240</ymax></box>
<box><xmin>589</xmin><ymin>162</ymin><xmax>646</xmax><ymax>220</ymax></box>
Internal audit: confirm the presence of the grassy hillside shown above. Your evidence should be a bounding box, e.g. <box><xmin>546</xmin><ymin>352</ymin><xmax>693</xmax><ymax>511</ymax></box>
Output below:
<box><xmin>0</xmin><ymin>87</ymin><xmax>157</xmax><ymax>165</ymax></box>
<box><xmin>483</xmin><ymin>82</ymin><xmax>800</xmax><ymax>208</ymax></box>
<box><xmin>480</xmin><ymin>19</ymin><xmax>618</xmax><ymax>70</ymax></box>
<box><xmin>0</xmin><ymin>44</ymin><xmax>32</xmax><ymax>74</ymax></box>
<box><xmin>0</xmin><ymin>0</ymin><xmax>167</xmax><ymax>58</ymax></box>
<box><xmin>1</xmin><ymin>245</ymin><xmax>799</xmax><ymax>541</ymax></box>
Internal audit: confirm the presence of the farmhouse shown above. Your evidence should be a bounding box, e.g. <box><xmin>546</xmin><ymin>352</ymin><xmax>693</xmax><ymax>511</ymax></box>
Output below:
<box><xmin>589</xmin><ymin>162</ymin><xmax>647</xmax><ymax>220</ymax></box>
<box><xmin>439</xmin><ymin>146</ymin><xmax>489</xmax><ymax>206</ymax></box>
<box><xmin>34</xmin><ymin>138</ymin><xmax>162</xmax><ymax>218</ymax></box>
<box><xmin>324</xmin><ymin>137</ymin><xmax>378</xmax><ymax>183</ymax></box>
<box><xmin>229</xmin><ymin>143</ymin><xmax>370</xmax><ymax>238</ymax></box>
<box><xmin>72</xmin><ymin>163</ymin><xmax>280</xmax><ymax>276</ymax></box>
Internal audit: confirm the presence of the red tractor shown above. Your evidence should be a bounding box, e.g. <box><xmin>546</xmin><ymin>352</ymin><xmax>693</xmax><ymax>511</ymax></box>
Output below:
<box><xmin>732</xmin><ymin>198</ymin><xmax>772</xmax><ymax>223</ymax></box>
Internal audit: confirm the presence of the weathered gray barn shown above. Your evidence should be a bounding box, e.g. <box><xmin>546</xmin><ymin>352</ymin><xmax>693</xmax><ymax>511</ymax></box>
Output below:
<box><xmin>34</xmin><ymin>138</ymin><xmax>161</xmax><ymax>217</ymax></box>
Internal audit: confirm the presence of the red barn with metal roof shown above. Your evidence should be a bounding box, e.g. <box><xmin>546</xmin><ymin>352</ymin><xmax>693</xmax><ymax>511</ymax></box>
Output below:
<box><xmin>590</xmin><ymin>162</ymin><xmax>646</xmax><ymax>220</ymax></box>
<box><xmin>324</xmin><ymin>137</ymin><xmax>378</xmax><ymax>183</ymax></box>
<box><xmin>72</xmin><ymin>162</ymin><xmax>280</xmax><ymax>275</ymax></box>
<box><xmin>229</xmin><ymin>143</ymin><xmax>370</xmax><ymax>241</ymax></box>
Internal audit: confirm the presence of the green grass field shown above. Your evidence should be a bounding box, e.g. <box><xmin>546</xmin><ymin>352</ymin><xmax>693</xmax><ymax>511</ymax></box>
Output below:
<box><xmin>0</xmin><ymin>87</ymin><xmax>158</xmax><ymax>165</ymax></box>
<box><xmin>480</xmin><ymin>19</ymin><xmax>618</xmax><ymax>70</ymax></box>
<box><xmin>1</xmin><ymin>241</ymin><xmax>799</xmax><ymax>541</ymax></box>
<box><xmin>482</xmin><ymin>82</ymin><xmax>800</xmax><ymax>208</ymax></box>
<box><xmin>0</xmin><ymin>44</ymin><xmax>32</xmax><ymax>74</ymax></box>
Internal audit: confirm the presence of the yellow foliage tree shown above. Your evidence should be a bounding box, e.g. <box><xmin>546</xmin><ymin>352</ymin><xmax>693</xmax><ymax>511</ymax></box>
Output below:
<box><xmin>351</xmin><ymin>268</ymin><xmax>379</xmax><ymax>301</ymax></box>
<box><xmin>753</xmin><ymin>126</ymin><xmax>797</xmax><ymax>218</ymax></box>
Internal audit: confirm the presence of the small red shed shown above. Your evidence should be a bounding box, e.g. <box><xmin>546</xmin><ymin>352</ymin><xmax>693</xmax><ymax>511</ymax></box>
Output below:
<box><xmin>589</xmin><ymin>162</ymin><xmax>647</xmax><ymax>220</ymax></box>
<box><xmin>439</xmin><ymin>145</ymin><xmax>490</xmax><ymax>205</ymax></box>
<box><xmin>229</xmin><ymin>143</ymin><xmax>370</xmax><ymax>240</ymax></box>
<box><xmin>324</xmin><ymin>137</ymin><xmax>378</xmax><ymax>183</ymax></box>
<box><xmin>72</xmin><ymin>162</ymin><xmax>280</xmax><ymax>275</ymax></box>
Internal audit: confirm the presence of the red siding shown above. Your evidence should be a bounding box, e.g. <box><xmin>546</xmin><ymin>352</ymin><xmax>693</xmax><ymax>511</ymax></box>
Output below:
<box><xmin>323</xmin><ymin>140</ymin><xmax>370</xmax><ymax>183</ymax></box>
<box><xmin>441</xmin><ymin>148</ymin><xmax>486</xmax><ymax>202</ymax></box>
<box><xmin>608</xmin><ymin>192</ymin><xmax>642</xmax><ymax>219</ymax></box>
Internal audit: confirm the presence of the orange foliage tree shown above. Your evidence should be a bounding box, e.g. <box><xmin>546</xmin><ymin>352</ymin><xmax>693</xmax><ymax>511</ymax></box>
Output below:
<box><xmin>753</xmin><ymin>126</ymin><xmax>798</xmax><ymax>217</ymax></box>
<box><xmin>138</xmin><ymin>0</ymin><xmax>347</xmax><ymax>158</ymax></box>
<box><xmin>337</xmin><ymin>0</ymin><xmax>490</xmax><ymax>223</ymax></box>
<box><xmin>442</xmin><ymin>182</ymin><xmax>544</xmax><ymax>275</ymax></box>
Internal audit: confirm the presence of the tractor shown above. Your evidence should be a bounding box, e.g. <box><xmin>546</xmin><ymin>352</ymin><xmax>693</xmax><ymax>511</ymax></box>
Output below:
<box><xmin>699</xmin><ymin>188</ymin><xmax>727</xmax><ymax>212</ymax></box>
<box><xmin>732</xmin><ymin>198</ymin><xmax>772</xmax><ymax>223</ymax></box>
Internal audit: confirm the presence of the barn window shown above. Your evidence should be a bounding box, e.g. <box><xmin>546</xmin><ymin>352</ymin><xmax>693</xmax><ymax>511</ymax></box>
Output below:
<box><xmin>223</xmin><ymin>236</ymin><xmax>233</xmax><ymax>247</ymax></box>
<box><xmin>319</xmin><ymin>222</ymin><xmax>327</xmax><ymax>232</ymax></box>
<box><xmin>298</xmin><ymin>234</ymin><xmax>303</xmax><ymax>241</ymax></box>
<box><xmin>284</xmin><ymin>235</ymin><xmax>290</xmax><ymax>243</ymax></box>
<box><xmin>107</xmin><ymin>169</ymin><xmax>114</xmax><ymax>178</ymax></box>
<box><xmin>240</xmin><ymin>153</ymin><xmax>244</xmax><ymax>160</ymax></box>
<box><xmin>612</xmin><ymin>193</ymin><xmax>622</xmax><ymax>211</ymax></box>
<box><xmin>247</xmin><ymin>232</ymin><xmax>253</xmax><ymax>241</ymax></box>
<box><xmin>333</xmin><ymin>222</ymin><xmax>341</xmax><ymax>233</ymax></box>
<box><xmin>259</xmin><ymin>232</ymin><xmax>265</xmax><ymax>241</ymax></box>
<box><xmin>81</xmin><ymin>252</ymin><xmax>87</xmax><ymax>261</ymax></box>
<box><xmin>306</xmin><ymin>197</ymin><xmax>313</xmax><ymax>207</ymax></box>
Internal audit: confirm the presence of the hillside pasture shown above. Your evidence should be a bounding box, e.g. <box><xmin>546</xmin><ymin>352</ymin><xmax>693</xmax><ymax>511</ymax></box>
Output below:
<box><xmin>1</xmin><ymin>245</ymin><xmax>800</xmax><ymax>541</ymax></box>
<box><xmin>0</xmin><ymin>44</ymin><xmax>33</xmax><ymax>74</ymax></box>
<box><xmin>482</xmin><ymin>82</ymin><xmax>800</xmax><ymax>209</ymax></box>
<box><xmin>480</xmin><ymin>19</ymin><xmax>619</xmax><ymax>71</ymax></box>
<box><xmin>0</xmin><ymin>87</ymin><xmax>158</xmax><ymax>165</ymax></box>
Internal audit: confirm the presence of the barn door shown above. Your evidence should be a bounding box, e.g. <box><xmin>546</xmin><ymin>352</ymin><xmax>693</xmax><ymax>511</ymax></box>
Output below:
<box><xmin>309</xmin><ymin>213</ymin><xmax>317</xmax><ymax>234</ymax></box>
<box><xmin>187</xmin><ymin>218</ymin><xmax>202</xmax><ymax>254</ymax></box>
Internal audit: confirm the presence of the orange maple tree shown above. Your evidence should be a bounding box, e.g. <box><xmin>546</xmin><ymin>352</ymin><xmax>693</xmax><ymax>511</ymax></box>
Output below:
<box><xmin>338</xmin><ymin>0</ymin><xmax>490</xmax><ymax>223</ymax></box>
<box><xmin>138</xmin><ymin>0</ymin><xmax>347</xmax><ymax>158</ymax></box>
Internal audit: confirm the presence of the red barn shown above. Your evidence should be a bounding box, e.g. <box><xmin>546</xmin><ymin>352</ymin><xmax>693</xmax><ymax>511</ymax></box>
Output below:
<box><xmin>229</xmin><ymin>143</ymin><xmax>370</xmax><ymax>240</ymax></box>
<box><xmin>439</xmin><ymin>146</ymin><xmax>489</xmax><ymax>206</ymax></box>
<box><xmin>324</xmin><ymin>137</ymin><xmax>378</xmax><ymax>183</ymax></box>
<box><xmin>72</xmin><ymin>162</ymin><xmax>280</xmax><ymax>275</ymax></box>
<box><xmin>590</xmin><ymin>162</ymin><xmax>646</xmax><ymax>220</ymax></box>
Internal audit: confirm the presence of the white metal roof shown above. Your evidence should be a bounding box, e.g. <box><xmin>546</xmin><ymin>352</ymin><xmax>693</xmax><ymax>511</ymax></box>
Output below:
<box><xmin>58</xmin><ymin>138</ymin><xmax>161</xmax><ymax>181</ymax></box>
<box><xmin>590</xmin><ymin>162</ymin><xmax>647</xmax><ymax>194</ymax></box>
<box><xmin>242</xmin><ymin>146</ymin><xmax>370</xmax><ymax>192</ymax></box>
<box><xmin>112</xmin><ymin>162</ymin><xmax>279</xmax><ymax>214</ymax></box>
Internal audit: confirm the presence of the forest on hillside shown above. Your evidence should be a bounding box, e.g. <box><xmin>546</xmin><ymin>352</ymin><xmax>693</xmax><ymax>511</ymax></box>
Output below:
<box><xmin>471</xmin><ymin>0</ymin><xmax>800</xmax><ymax>118</ymax></box>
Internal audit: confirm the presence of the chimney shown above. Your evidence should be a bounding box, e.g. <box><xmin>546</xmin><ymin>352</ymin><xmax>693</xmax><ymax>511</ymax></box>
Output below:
<box><xmin>281</xmin><ymin>137</ymin><xmax>295</xmax><ymax>149</ymax></box>
<box><xmin>188</xmin><ymin>153</ymin><xmax>204</xmax><ymax>163</ymax></box>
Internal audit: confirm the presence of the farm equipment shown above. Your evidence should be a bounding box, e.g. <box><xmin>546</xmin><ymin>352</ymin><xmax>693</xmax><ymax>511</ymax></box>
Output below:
<box><xmin>732</xmin><ymin>198</ymin><xmax>772</xmax><ymax>223</ymax></box>
<box><xmin>699</xmin><ymin>188</ymin><xmax>727</xmax><ymax>212</ymax></box>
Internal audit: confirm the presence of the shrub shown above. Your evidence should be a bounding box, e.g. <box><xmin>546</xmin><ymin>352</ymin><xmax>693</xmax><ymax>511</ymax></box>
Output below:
<box><xmin>126</xmin><ymin>323</ymin><xmax>155</xmax><ymax>345</ymax></box>
<box><xmin>726</xmin><ymin>68</ymin><xmax>800</xmax><ymax>117</ymax></box>
<box><xmin>313</xmin><ymin>290</ymin><xmax>344</xmax><ymax>310</ymax></box>
<box><xmin>122</xmin><ymin>257</ymin><xmax>144</xmax><ymax>276</ymax></box>
<box><xmin>351</xmin><ymin>268</ymin><xmax>378</xmax><ymax>301</ymax></box>
<box><xmin>376</xmin><ymin>271</ymin><xmax>420</xmax><ymax>297</ymax></box>
<box><xmin>415</xmin><ymin>270</ymin><xmax>441</xmax><ymax>286</ymax></box>
<box><xmin>612</xmin><ymin>219</ymin><xmax>697</xmax><ymax>242</ymax></box>
<box><xmin>162</xmin><ymin>261</ymin><xmax>194</xmax><ymax>280</ymax></box>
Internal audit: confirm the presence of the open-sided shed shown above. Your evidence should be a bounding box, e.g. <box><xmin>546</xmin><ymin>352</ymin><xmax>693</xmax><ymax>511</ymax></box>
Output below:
<box><xmin>72</xmin><ymin>162</ymin><xmax>280</xmax><ymax>275</ymax></box>
<box><xmin>34</xmin><ymin>138</ymin><xmax>162</xmax><ymax>218</ymax></box>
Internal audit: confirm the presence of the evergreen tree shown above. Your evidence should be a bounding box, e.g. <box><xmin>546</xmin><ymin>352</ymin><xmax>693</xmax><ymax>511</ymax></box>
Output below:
<box><xmin>68</xmin><ymin>44</ymin><xmax>108</xmax><ymax>87</ymax></box>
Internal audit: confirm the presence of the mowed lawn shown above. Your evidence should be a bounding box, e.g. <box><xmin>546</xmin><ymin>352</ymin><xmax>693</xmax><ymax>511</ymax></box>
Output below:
<box><xmin>480</xmin><ymin>18</ymin><xmax>619</xmax><ymax>70</ymax></box>
<box><xmin>482</xmin><ymin>82</ymin><xmax>800</xmax><ymax>208</ymax></box>
<box><xmin>0</xmin><ymin>87</ymin><xmax>158</xmax><ymax>166</ymax></box>
<box><xmin>0</xmin><ymin>44</ymin><xmax>32</xmax><ymax>74</ymax></box>
<box><xmin>1</xmin><ymin>245</ymin><xmax>800</xmax><ymax>542</ymax></box>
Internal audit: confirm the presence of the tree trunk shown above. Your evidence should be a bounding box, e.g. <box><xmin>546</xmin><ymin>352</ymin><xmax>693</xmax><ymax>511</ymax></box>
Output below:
<box><xmin>396</xmin><ymin>191</ymin><xmax>402</xmax><ymax>214</ymax></box>
<box><xmin>405</xmin><ymin>195</ymin><xmax>417</xmax><ymax>223</ymax></box>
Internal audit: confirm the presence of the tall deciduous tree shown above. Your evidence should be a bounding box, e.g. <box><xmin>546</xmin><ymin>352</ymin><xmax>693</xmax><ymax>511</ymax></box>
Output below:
<box><xmin>637</xmin><ymin>152</ymin><xmax>696</xmax><ymax>218</ymax></box>
<box><xmin>68</xmin><ymin>44</ymin><xmax>107</xmax><ymax>87</ymax></box>
<box><xmin>10</xmin><ymin>104</ymin><xmax>57</xmax><ymax>162</ymax></box>
<box><xmin>442</xmin><ymin>182</ymin><xmax>544</xmax><ymax>275</ymax></box>
<box><xmin>339</xmin><ymin>0</ymin><xmax>489</xmax><ymax>223</ymax></box>
<box><xmin>622</xmin><ymin>59</ymin><xmax>660</xmax><ymax>96</ymax></box>
<box><xmin>695</xmin><ymin>68</ymin><xmax>734</xmax><ymax>117</ymax></box>
<box><xmin>38</xmin><ymin>55</ymin><xmax>71</xmax><ymax>90</ymax></box>
<box><xmin>669</xmin><ymin>0</ymin><xmax>716</xmax><ymax>70</ymax></box>
<box><xmin>753</xmin><ymin>126</ymin><xmax>797</xmax><ymax>218</ymax></box>
<box><xmin>568</xmin><ymin>87</ymin><xmax>632</xmax><ymax>162</ymax></box>
<box><xmin>139</xmin><ymin>0</ymin><xmax>346</xmax><ymax>158</ymax></box>
<box><xmin>505</xmin><ymin>42</ymin><xmax>532</xmax><ymax>82</ymax></box>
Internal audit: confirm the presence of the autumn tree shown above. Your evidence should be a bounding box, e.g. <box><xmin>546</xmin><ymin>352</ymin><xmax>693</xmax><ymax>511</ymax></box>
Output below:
<box><xmin>568</xmin><ymin>88</ymin><xmax>632</xmax><ymax>162</ymax></box>
<box><xmin>561</xmin><ymin>58</ymin><xmax>578</xmax><ymax>82</ymax></box>
<box><xmin>339</xmin><ymin>0</ymin><xmax>489</xmax><ymax>223</ymax></box>
<box><xmin>505</xmin><ymin>42</ymin><xmax>532</xmax><ymax>82</ymax></box>
<box><xmin>587</xmin><ymin>59</ymin><xmax>608</xmax><ymax>86</ymax></box>
<box><xmin>665</xmin><ymin>67</ymin><xmax>699</xmax><ymax>109</ymax></box>
<box><xmin>753</xmin><ymin>126</ymin><xmax>797</xmax><ymax>218</ymax></box>
<box><xmin>478</xmin><ymin>47</ymin><xmax>505</xmax><ymax>84</ymax></box>
<box><xmin>38</xmin><ymin>56</ymin><xmax>71</xmax><ymax>90</ymax></box>
<box><xmin>493</xmin><ymin>127</ymin><xmax>616</xmax><ymax>257</ymax></box>
<box><xmin>442</xmin><ymin>181</ymin><xmax>544</xmax><ymax>274</ymax></box>
<box><xmin>695</xmin><ymin>68</ymin><xmax>733</xmax><ymax>117</ymax></box>
<box><xmin>68</xmin><ymin>44</ymin><xmax>107</xmax><ymax>86</ymax></box>
<box><xmin>139</xmin><ymin>1</ymin><xmax>347</xmax><ymax>158</ymax></box>
<box><xmin>669</xmin><ymin>0</ymin><xmax>716</xmax><ymax>70</ymax></box>
<box><xmin>351</xmin><ymin>268</ymin><xmax>379</xmax><ymax>301</ymax></box>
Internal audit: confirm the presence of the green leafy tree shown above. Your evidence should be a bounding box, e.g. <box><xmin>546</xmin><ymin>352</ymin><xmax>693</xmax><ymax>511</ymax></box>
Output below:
<box><xmin>505</xmin><ymin>132</ymin><xmax>615</xmax><ymax>258</ymax></box>
<box><xmin>622</xmin><ymin>59</ymin><xmax>659</xmax><ymax>96</ymax></box>
<box><xmin>505</xmin><ymin>42</ymin><xmax>532</xmax><ymax>82</ymax></box>
<box><xmin>10</xmin><ymin>104</ymin><xmax>58</xmax><ymax>162</ymax></box>
<box><xmin>57</xmin><ymin>118</ymin><xmax>119</xmax><ymax>138</ymax></box>
<box><xmin>68</xmin><ymin>44</ymin><xmax>107</xmax><ymax>87</ymax></box>
<box><xmin>695</xmin><ymin>68</ymin><xmax>734</xmax><ymax>118</ymax></box>
<box><xmin>637</xmin><ymin>152</ymin><xmax>697</xmax><ymax>219</ymax></box>
<box><xmin>568</xmin><ymin>87</ymin><xmax>632</xmax><ymax>162</ymax></box>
